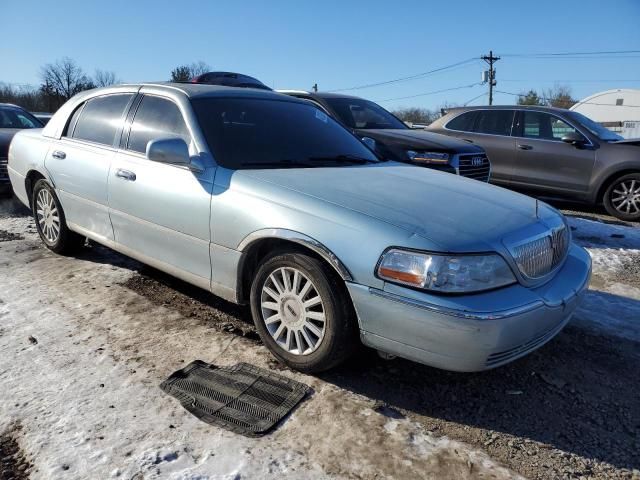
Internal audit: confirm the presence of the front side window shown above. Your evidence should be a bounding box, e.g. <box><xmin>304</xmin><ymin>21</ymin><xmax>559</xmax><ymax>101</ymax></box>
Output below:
<box><xmin>521</xmin><ymin>111</ymin><xmax>582</xmax><ymax>141</ymax></box>
<box><xmin>127</xmin><ymin>96</ymin><xmax>191</xmax><ymax>154</ymax></box>
<box><xmin>192</xmin><ymin>97</ymin><xmax>380</xmax><ymax>169</ymax></box>
<box><xmin>568</xmin><ymin>111</ymin><xmax>622</xmax><ymax>142</ymax></box>
<box><xmin>474</xmin><ymin>110</ymin><xmax>514</xmax><ymax>136</ymax></box>
<box><xmin>321</xmin><ymin>97</ymin><xmax>406</xmax><ymax>130</ymax></box>
<box><xmin>72</xmin><ymin>94</ymin><xmax>133</xmax><ymax>146</ymax></box>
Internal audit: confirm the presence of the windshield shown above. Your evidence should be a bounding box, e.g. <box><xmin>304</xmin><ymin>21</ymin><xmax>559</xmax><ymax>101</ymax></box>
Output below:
<box><xmin>568</xmin><ymin>111</ymin><xmax>623</xmax><ymax>141</ymax></box>
<box><xmin>321</xmin><ymin>97</ymin><xmax>407</xmax><ymax>130</ymax></box>
<box><xmin>0</xmin><ymin>106</ymin><xmax>43</xmax><ymax>129</ymax></box>
<box><xmin>192</xmin><ymin>98</ymin><xmax>380</xmax><ymax>169</ymax></box>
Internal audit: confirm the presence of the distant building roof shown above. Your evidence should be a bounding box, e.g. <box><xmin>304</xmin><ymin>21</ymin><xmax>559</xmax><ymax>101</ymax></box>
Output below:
<box><xmin>570</xmin><ymin>89</ymin><xmax>640</xmax><ymax>123</ymax></box>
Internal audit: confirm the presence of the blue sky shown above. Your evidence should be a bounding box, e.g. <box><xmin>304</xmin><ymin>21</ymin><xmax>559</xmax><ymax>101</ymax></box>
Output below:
<box><xmin>2</xmin><ymin>0</ymin><xmax>639</xmax><ymax>110</ymax></box>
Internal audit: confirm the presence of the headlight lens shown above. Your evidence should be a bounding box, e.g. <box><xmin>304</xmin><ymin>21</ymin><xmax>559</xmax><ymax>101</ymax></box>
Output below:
<box><xmin>406</xmin><ymin>151</ymin><xmax>450</xmax><ymax>164</ymax></box>
<box><xmin>377</xmin><ymin>248</ymin><xmax>516</xmax><ymax>293</ymax></box>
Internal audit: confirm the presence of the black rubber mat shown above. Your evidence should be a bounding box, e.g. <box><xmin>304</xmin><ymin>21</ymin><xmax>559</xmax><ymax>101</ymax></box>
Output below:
<box><xmin>160</xmin><ymin>360</ymin><xmax>309</xmax><ymax>437</ymax></box>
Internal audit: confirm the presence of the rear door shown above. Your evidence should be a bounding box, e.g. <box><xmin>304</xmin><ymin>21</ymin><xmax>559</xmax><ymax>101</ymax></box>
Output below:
<box><xmin>442</xmin><ymin>109</ymin><xmax>517</xmax><ymax>185</ymax></box>
<box><xmin>45</xmin><ymin>93</ymin><xmax>134</xmax><ymax>241</ymax></box>
<box><xmin>108</xmin><ymin>93</ymin><xmax>214</xmax><ymax>289</ymax></box>
<box><xmin>511</xmin><ymin>110</ymin><xmax>595</xmax><ymax>196</ymax></box>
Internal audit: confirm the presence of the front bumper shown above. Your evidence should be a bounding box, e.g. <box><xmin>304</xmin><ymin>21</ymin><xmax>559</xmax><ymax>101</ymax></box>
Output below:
<box><xmin>347</xmin><ymin>244</ymin><xmax>591</xmax><ymax>372</ymax></box>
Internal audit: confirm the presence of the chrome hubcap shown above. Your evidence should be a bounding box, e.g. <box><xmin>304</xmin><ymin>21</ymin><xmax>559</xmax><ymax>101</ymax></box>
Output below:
<box><xmin>611</xmin><ymin>180</ymin><xmax>640</xmax><ymax>215</ymax></box>
<box><xmin>36</xmin><ymin>188</ymin><xmax>60</xmax><ymax>243</ymax></box>
<box><xmin>261</xmin><ymin>267</ymin><xmax>326</xmax><ymax>355</ymax></box>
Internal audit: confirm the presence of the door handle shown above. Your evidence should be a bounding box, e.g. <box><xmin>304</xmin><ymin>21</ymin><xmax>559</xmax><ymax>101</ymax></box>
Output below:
<box><xmin>115</xmin><ymin>169</ymin><xmax>136</xmax><ymax>181</ymax></box>
<box><xmin>517</xmin><ymin>144</ymin><xmax>533</xmax><ymax>150</ymax></box>
<box><xmin>51</xmin><ymin>150</ymin><xmax>66</xmax><ymax>159</ymax></box>
<box><xmin>462</xmin><ymin>138</ymin><xmax>474</xmax><ymax>143</ymax></box>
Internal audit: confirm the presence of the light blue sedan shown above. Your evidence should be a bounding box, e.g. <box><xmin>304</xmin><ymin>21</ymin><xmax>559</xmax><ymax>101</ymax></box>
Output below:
<box><xmin>8</xmin><ymin>83</ymin><xmax>592</xmax><ymax>372</ymax></box>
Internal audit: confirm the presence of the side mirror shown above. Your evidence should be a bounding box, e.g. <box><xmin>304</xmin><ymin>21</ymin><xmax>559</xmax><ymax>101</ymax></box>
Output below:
<box><xmin>561</xmin><ymin>131</ymin><xmax>587</xmax><ymax>147</ymax></box>
<box><xmin>146</xmin><ymin>137</ymin><xmax>190</xmax><ymax>165</ymax></box>
<box><xmin>361</xmin><ymin>136</ymin><xmax>376</xmax><ymax>150</ymax></box>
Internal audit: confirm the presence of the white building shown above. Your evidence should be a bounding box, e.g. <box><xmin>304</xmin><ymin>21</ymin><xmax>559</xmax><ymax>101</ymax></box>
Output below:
<box><xmin>570</xmin><ymin>89</ymin><xmax>640</xmax><ymax>138</ymax></box>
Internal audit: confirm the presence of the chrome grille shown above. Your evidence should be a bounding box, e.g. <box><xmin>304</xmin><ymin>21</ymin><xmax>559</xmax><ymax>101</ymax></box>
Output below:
<box><xmin>513</xmin><ymin>225</ymin><xmax>569</xmax><ymax>279</ymax></box>
<box><xmin>0</xmin><ymin>158</ymin><xmax>8</xmax><ymax>181</ymax></box>
<box><xmin>458</xmin><ymin>154</ymin><xmax>490</xmax><ymax>182</ymax></box>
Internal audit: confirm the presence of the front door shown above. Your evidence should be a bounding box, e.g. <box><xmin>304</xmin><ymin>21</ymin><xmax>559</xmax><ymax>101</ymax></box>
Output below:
<box><xmin>511</xmin><ymin>111</ymin><xmax>596</xmax><ymax>196</ymax></box>
<box><xmin>44</xmin><ymin>93</ymin><xmax>135</xmax><ymax>241</ymax></box>
<box><xmin>108</xmin><ymin>94</ymin><xmax>214</xmax><ymax>289</ymax></box>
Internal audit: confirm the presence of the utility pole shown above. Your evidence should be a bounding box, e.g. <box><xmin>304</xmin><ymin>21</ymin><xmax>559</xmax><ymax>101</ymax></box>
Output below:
<box><xmin>312</xmin><ymin>83</ymin><xmax>318</xmax><ymax>92</ymax></box>
<box><xmin>481</xmin><ymin>50</ymin><xmax>500</xmax><ymax>105</ymax></box>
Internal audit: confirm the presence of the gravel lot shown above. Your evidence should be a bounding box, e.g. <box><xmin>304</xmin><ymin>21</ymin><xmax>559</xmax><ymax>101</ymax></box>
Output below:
<box><xmin>0</xmin><ymin>195</ymin><xmax>639</xmax><ymax>479</ymax></box>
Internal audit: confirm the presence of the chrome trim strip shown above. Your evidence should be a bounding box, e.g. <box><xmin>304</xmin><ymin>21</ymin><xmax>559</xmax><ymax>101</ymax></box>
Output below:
<box><xmin>442</xmin><ymin>108</ymin><xmax>594</xmax><ymax>147</ymax></box>
<box><xmin>237</xmin><ymin>228</ymin><xmax>353</xmax><ymax>281</ymax></box>
<box><xmin>367</xmin><ymin>287</ymin><xmax>544</xmax><ymax>320</ymax></box>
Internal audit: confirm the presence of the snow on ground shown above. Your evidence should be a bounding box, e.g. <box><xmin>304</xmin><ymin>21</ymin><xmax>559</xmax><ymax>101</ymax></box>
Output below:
<box><xmin>0</xmin><ymin>208</ymin><xmax>519</xmax><ymax>480</ymax></box>
<box><xmin>567</xmin><ymin>216</ymin><xmax>640</xmax><ymax>342</ymax></box>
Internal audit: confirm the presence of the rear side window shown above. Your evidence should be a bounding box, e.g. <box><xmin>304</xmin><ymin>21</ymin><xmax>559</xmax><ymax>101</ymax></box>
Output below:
<box><xmin>445</xmin><ymin>111</ymin><xmax>477</xmax><ymax>132</ymax></box>
<box><xmin>72</xmin><ymin>94</ymin><xmax>133</xmax><ymax>146</ymax></box>
<box><xmin>473</xmin><ymin>110</ymin><xmax>514</xmax><ymax>135</ymax></box>
<box><xmin>127</xmin><ymin>96</ymin><xmax>191</xmax><ymax>154</ymax></box>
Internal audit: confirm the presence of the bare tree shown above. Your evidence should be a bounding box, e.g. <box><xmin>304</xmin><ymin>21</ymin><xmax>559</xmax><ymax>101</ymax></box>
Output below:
<box><xmin>170</xmin><ymin>61</ymin><xmax>211</xmax><ymax>82</ymax></box>
<box><xmin>94</xmin><ymin>69</ymin><xmax>120</xmax><ymax>87</ymax></box>
<box><xmin>40</xmin><ymin>57</ymin><xmax>94</xmax><ymax>102</ymax></box>
<box><xmin>518</xmin><ymin>89</ymin><xmax>544</xmax><ymax>106</ymax></box>
<box><xmin>543</xmin><ymin>84</ymin><xmax>576</xmax><ymax>109</ymax></box>
<box><xmin>391</xmin><ymin>107</ymin><xmax>439</xmax><ymax>125</ymax></box>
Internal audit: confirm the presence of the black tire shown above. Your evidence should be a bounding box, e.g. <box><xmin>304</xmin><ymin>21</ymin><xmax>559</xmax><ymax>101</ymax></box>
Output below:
<box><xmin>603</xmin><ymin>173</ymin><xmax>640</xmax><ymax>222</ymax></box>
<box><xmin>250</xmin><ymin>250</ymin><xmax>358</xmax><ymax>373</ymax></box>
<box><xmin>31</xmin><ymin>179</ymin><xmax>85</xmax><ymax>254</ymax></box>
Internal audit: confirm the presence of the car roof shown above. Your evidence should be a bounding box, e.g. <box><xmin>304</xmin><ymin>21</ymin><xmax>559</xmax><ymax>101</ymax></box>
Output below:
<box><xmin>276</xmin><ymin>90</ymin><xmax>366</xmax><ymax>101</ymax></box>
<box><xmin>114</xmin><ymin>82</ymin><xmax>299</xmax><ymax>101</ymax></box>
<box><xmin>444</xmin><ymin>105</ymin><xmax>571</xmax><ymax>114</ymax></box>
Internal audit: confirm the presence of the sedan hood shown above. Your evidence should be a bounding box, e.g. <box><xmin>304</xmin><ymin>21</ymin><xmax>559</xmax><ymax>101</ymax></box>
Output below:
<box><xmin>612</xmin><ymin>138</ymin><xmax>640</xmax><ymax>146</ymax></box>
<box><xmin>358</xmin><ymin>129</ymin><xmax>483</xmax><ymax>154</ymax></box>
<box><xmin>239</xmin><ymin>162</ymin><xmax>542</xmax><ymax>252</ymax></box>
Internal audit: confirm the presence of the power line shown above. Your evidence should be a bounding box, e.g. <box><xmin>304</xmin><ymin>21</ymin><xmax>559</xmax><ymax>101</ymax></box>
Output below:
<box><xmin>326</xmin><ymin>58</ymin><xmax>479</xmax><ymax>92</ymax></box>
<box><xmin>376</xmin><ymin>83</ymin><xmax>482</xmax><ymax>102</ymax></box>
<box><xmin>463</xmin><ymin>91</ymin><xmax>488</xmax><ymax>106</ymax></box>
<box><xmin>499</xmin><ymin>49</ymin><xmax>640</xmax><ymax>57</ymax></box>
<box><xmin>501</xmin><ymin>79</ymin><xmax>640</xmax><ymax>83</ymax></box>
<box><xmin>495</xmin><ymin>89</ymin><xmax>640</xmax><ymax>108</ymax></box>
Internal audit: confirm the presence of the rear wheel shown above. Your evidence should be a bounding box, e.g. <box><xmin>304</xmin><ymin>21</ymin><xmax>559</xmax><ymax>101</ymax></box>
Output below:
<box><xmin>603</xmin><ymin>173</ymin><xmax>640</xmax><ymax>222</ymax></box>
<box><xmin>250</xmin><ymin>250</ymin><xmax>358</xmax><ymax>373</ymax></box>
<box><xmin>32</xmin><ymin>179</ymin><xmax>84</xmax><ymax>254</ymax></box>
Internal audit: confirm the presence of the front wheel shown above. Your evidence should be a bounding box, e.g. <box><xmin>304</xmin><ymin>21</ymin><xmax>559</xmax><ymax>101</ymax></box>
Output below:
<box><xmin>250</xmin><ymin>250</ymin><xmax>358</xmax><ymax>373</ymax></box>
<box><xmin>603</xmin><ymin>173</ymin><xmax>640</xmax><ymax>222</ymax></box>
<box><xmin>32</xmin><ymin>179</ymin><xmax>85</xmax><ymax>254</ymax></box>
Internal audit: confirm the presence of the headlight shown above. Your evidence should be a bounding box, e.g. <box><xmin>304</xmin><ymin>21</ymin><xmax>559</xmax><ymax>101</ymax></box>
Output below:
<box><xmin>376</xmin><ymin>248</ymin><xmax>516</xmax><ymax>293</ymax></box>
<box><xmin>406</xmin><ymin>151</ymin><xmax>450</xmax><ymax>164</ymax></box>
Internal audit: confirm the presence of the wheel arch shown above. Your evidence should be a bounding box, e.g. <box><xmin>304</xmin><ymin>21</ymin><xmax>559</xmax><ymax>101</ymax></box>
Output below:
<box><xmin>595</xmin><ymin>168</ymin><xmax>640</xmax><ymax>204</ymax></box>
<box><xmin>236</xmin><ymin>229</ymin><xmax>353</xmax><ymax>304</ymax></box>
<box><xmin>24</xmin><ymin>169</ymin><xmax>50</xmax><ymax>208</ymax></box>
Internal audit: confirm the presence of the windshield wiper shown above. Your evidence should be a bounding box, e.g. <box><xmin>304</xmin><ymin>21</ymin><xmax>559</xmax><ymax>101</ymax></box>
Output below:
<box><xmin>307</xmin><ymin>154</ymin><xmax>377</xmax><ymax>164</ymax></box>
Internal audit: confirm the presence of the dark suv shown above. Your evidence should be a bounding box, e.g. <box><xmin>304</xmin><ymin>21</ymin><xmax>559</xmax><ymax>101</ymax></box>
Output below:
<box><xmin>279</xmin><ymin>90</ymin><xmax>491</xmax><ymax>182</ymax></box>
<box><xmin>0</xmin><ymin>103</ymin><xmax>43</xmax><ymax>194</ymax></box>
<box><xmin>429</xmin><ymin>106</ymin><xmax>640</xmax><ymax>221</ymax></box>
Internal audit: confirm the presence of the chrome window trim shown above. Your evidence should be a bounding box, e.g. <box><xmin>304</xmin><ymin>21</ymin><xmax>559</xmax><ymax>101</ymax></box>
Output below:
<box><xmin>368</xmin><ymin>287</ymin><xmax>544</xmax><ymax>320</ymax></box>
<box><xmin>443</xmin><ymin>108</ymin><xmax>594</xmax><ymax>147</ymax></box>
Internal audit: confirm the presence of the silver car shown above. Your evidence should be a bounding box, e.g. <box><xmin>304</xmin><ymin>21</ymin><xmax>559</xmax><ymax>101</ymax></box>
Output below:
<box><xmin>8</xmin><ymin>83</ymin><xmax>592</xmax><ymax>373</ymax></box>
